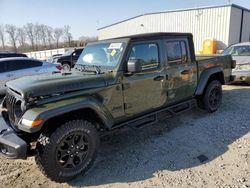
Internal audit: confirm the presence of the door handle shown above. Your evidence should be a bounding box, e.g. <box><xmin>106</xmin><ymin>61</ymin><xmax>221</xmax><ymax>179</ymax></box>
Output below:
<box><xmin>181</xmin><ymin>70</ymin><xmax>191</xmax><ymax>75</ymax></box>
<box><xmin>154</xmin><ymin>75</ymin><xmax>164</xmax><ymax>81</ymax></box>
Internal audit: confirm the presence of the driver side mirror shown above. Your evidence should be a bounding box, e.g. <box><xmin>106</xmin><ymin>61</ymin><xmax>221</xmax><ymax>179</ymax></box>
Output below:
<box><xmin>127</xmin><ymin>59</ymin><xmax>143</xmax><ymax>74</ymax></box>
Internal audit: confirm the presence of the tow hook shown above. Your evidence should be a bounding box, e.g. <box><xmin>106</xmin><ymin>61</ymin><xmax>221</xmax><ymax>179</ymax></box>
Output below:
<box><xmin>0</xmin><ymin>129</ymin><xmax>8</xmax><ymax>135</ymax></box>
<box><xmin>0</xmin><ymin>107</ymin><xmax>7</xmax><ymax>113</ymax></box>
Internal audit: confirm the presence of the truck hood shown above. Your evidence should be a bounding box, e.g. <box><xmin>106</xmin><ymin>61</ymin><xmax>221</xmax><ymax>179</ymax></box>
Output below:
<box><xmin>6</xmin><ymin>71</ymin><xmax>106</xmax><ymax>98</ymax></box>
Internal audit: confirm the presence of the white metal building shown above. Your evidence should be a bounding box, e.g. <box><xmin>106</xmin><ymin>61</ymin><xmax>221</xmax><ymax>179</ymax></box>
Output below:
<box><xmin>98</xmin><ymin>4</ymin><xmax>250</xmax><ymax>51</ymax></box>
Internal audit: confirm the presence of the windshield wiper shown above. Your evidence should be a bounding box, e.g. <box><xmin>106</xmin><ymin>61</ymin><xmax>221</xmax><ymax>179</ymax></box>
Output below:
<box><xmin>75</xmin><ymin>64</ymin><xmax>102</xmax><ymax>74</ymax></box>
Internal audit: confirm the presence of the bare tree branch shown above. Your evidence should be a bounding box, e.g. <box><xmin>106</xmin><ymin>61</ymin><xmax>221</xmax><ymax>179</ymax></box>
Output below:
<box><xmin>54</xmin><ymin>28</ymin><xmax>63</xmax><ymax>48</ymax></box>
<box><xmin>25</xmin><ymin>23</ymin><xmax>35</xmax><ymax>51</ymax></box>
<box><xmin>34</xmin><ymin>23</ymin><xmax>41</xmax><ymax>50</ymax></box>
<box><xmin>39</xmin><ymin>24</ymin><xmax>47</xmax><ymax>48</ymax></box>
<box><xmin>63</xmin><ymin>25</ymin><xmax>72</xmax><ymax>47</ymax></box>
<box><xmin>18</xmin><ymin>27</ymin><xmax>26</xmax><ymax>47</ymax></box>
<box><xmin>0</xmin><ymin>22</ymin><xmax>93</xmax><ymax>52</ymax></box>
<box><xmin>5</xmin><ymin>24</ymin><xmax>19</xmax><ymax>52</ymax></box>
<box><xmin>46</xmin><ymin>26</ymin><xmax>54</xmax><ymax>49</ymax></box>
<box><xmin>0</xmin><ymin>25</ymin><xmax>6</xmax><ymax>50</ymax></box>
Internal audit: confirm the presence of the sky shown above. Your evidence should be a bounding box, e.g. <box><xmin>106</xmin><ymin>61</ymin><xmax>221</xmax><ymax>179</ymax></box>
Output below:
<box><xmin>0</xmin><ymin>0</ymin><xmax>250</xmax><ymax>39</ymax></box>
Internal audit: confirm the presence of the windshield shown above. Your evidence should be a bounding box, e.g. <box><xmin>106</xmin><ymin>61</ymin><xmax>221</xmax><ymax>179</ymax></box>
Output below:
<box><xmin>76</xmin><ymin>42</ymin><xmax>125</xmax><ymax>68</ymax></box>
<box><xmin>223</xmin><ymin>45</ymin><xmax>250</xmax><ymax>56</ymax></box>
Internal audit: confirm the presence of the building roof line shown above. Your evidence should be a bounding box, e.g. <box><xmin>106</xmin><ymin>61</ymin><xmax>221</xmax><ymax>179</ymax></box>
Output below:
<box><xmin>98</xmin><ymin>4</ymin><xmax>250</xmax><ymax>30</ymax></box>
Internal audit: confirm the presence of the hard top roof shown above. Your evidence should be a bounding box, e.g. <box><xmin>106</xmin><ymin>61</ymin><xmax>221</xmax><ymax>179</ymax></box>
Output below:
<box><xmin>102</xmin><ymin>32</ymin><xmax>193</xmax><ymax>41</ymax></box>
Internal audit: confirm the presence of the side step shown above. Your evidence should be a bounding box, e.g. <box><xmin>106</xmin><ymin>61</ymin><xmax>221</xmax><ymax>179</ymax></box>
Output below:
<box><xmin>112</xmin><ymin>99</ymin><xmax>196</xmax><ymax>130</ymax></box>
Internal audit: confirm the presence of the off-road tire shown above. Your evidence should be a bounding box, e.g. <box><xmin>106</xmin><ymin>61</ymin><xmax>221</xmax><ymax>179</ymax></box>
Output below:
<box><xmin>197</xmin><ymin>80</ymin><xmax>222</xmax><ymax>113</ymax></box>
<box><xmin>35</xmin><ymin>120</ymin><xmax>99</xmax><ymax>182</ymax></box>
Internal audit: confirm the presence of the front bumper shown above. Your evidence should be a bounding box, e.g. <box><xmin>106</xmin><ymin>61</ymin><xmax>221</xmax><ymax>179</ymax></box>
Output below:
<box><xmin>232</xmin><ymin>70</ymin><xmax>250</xmax><ymax>83</ymax></box>
<box><xmin>0</xmin><ymin>115</ymin><xmax>27</xmax><ymax>159</ymax></box>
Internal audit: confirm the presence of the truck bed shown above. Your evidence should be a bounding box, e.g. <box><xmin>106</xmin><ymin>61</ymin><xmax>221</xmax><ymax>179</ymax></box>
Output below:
<box><xmin>196</xmin><ymin>54</ymin><xmax>233</xmax><ymax>83</ymax></box>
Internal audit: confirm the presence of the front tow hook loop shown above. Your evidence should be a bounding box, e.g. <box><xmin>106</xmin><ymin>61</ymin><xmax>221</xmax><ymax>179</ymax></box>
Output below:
<box><xmin>0</xmin><ymin>108</ymin><xmax>8</xmax><ymax>113</ymax></box>
<box><xmin>0</xmin><ymin>129</ymin><xmax>8</xmax><ymax>135</ymax></box>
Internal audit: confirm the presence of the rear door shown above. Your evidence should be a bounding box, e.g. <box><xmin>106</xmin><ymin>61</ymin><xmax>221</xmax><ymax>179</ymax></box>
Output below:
<box><xmin>122</xmin><ymin>40</ymin><xmax>168</xmax><ymax>116</ymax></box>
<box><xmin>164</xmin><ymin>38</ymin><xmax>197</xmax><ymax>103</ymax></box>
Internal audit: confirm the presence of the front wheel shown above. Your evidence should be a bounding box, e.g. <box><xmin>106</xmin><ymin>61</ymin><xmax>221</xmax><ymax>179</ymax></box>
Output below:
<box><xmin>35</xmin><ymin>120</ymin><xmax>99</xmax><ymax>182</ymax></box>
<box><xmin>197</xmin><ymin>80</ymin><xmax>222</xmax><ymax>113</ymax></box>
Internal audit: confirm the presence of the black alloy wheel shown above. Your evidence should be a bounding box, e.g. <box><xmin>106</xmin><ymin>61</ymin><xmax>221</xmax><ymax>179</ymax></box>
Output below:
<box><xmin>35</xmin><ymin>120</ymin><xmax>99</xmax><ymax>182</ymax></box>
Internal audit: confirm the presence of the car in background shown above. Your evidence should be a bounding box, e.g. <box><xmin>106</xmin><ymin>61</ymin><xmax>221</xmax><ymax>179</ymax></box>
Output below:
<box><xmin>223</xmin><ymin>42</ymin><xmax>250</xmax><ymax>85</ymax></box>
<box><xmin>57</xmin><ymin>48</ymin><xmax>84</xmax><ymax>71</ymax></box>
<box><xmin>0</xmin><ymin>57</ymin><xmax>62</xmax><ymax>95</ymax></box>
<box><xmin>47</xmin><ymin>54</ymin><xmax>63</xmax><ymax>64</ymax></box>
<box><xmin>0</xmin><ymin>52</ymin><xmax>27</xmax><ymax>59</ymax></box>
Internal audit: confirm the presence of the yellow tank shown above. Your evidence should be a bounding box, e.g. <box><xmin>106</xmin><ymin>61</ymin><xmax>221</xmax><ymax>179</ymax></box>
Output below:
<box><xmin>202</xmin><ymin>39</ymin><xmax>217</xmax><ymax>54</ymax></box>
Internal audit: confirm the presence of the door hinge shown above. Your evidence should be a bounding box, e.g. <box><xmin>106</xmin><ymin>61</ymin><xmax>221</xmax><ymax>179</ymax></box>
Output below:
<box><xmin>124</xmin><ymin>103</ymin><xmax>128</xmax><ymax>109</ymax></box>
<box><xmin>124</xmin><ymin>103</ymin><xmax>132</xmax><ymax>110</ymax></box>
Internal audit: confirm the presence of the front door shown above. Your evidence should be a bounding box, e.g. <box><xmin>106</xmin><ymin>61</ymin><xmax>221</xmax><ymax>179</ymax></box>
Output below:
<box><xmin>122</xmin><ymin>41</ymin><xmax>167</xmax><ymax>116</ymax></box>
<box><xmin>164</xmin><ymin>38</ymin><xmax>197</xmax><ymax>104</ymax></box>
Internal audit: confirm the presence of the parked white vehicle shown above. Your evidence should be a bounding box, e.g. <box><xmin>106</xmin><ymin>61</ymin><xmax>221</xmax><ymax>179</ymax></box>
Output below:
<box><xmin>223</xmin><ymin>42</ymin><xmax>250</xmax><ymax>84</ymax></box>
<box><xmin>0</xmin><ymin>57</ymin><xmax>62</xmax><ymax>95</ymax></box>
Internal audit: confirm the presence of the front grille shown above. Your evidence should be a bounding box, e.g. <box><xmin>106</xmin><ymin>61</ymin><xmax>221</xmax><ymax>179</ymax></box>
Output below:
<box><xmin>5</xmin><ymin>91</ymin><xmax>23</xmax><ymax>126</ymax></box>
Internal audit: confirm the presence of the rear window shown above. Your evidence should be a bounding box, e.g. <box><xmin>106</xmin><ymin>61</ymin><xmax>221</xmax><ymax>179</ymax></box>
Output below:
<box><xmin>75</xmin><ymin>49</ymin><xmax>83</xmax><ymax>56</ymax></box>
<box><xmin>223</xmin><ymin>45</ymin><xmax>250</xmax><ymax>56</ymax></box>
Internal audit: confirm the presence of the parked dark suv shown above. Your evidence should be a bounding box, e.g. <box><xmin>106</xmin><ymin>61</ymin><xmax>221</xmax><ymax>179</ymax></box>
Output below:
<box><xmin>57</xmin><ymin>48</ymin><xmax>84</xmax><ymax>70</ymax></box>
<box><xmin>0</xmin><ymin>52</ymin><xmax>27</xmax><ymax>59</ymax></box>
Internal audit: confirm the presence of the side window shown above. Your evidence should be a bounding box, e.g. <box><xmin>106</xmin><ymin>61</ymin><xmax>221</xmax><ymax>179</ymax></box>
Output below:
<box><xmin>0</xmin><ymin>62</ymin><xmax>6</xmax><ymax>73</ymax></box>
<box><xmin>166</xmin><ymin>40</ymin><xmax>188</xmax><ymax>64</ymax></box>
<box><xmin>75</xmin><ymin>49</ymin><xmax>83</xmax><ymax>56</ymax></box>
<box><xmin>129</xmin><ymin>43</ymin><xmax>159</xmax><ymax>70</ymax></box>
<box><xmin>181</xmin><ymin>41</ymin><xmax>188</xmax><ymax>62</ymax></box>
<box><xmin>6</xmin><ymin>60</ymin><xmax>42</xmax><ymax>72</ymax></box>
<box><xmin>27</xmin><ymin>60</ymin><xmax>42</xmax><ymax>68</ymax></box>
<box><xmin>6</xmin><ymin>60</ymin><xmax>20</xmax><ymax>71</ymax></box>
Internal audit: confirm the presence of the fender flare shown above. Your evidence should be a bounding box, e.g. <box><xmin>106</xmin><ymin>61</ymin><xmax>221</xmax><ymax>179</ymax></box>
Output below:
<box><xmin>19</xmin><ymin>97</ymin><xmax>114</xmax><ymax>133</ymax></box>
<box><xmin>195</xmin><ymin>66</ymin><xmax>224</xmax><ymax>96</ymax></box>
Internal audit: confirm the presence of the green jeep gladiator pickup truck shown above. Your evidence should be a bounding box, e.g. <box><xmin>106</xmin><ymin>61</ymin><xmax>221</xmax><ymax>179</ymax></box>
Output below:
<box><xmin>0</xmin><ymin>33</ymin><xmax>235</xmax><ymax>182</ymax></box>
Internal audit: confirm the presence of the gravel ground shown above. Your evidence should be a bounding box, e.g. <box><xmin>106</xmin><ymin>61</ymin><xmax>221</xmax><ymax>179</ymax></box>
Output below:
<box><xmin>0</xmin><ymin>85</ymin><xmax>249</xmax><ymax>188</ymax></box>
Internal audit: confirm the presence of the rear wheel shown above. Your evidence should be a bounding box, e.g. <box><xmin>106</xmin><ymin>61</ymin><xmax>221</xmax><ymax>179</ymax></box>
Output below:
<box><xmin>35</xmin><ymin>120</ymin><xmax>99</xmax><ymax>182</ymax></box>
<box><xmin>197</xmin><ymin>80</ymin><xmax>222</xmax><ymax>113</ymax></box>
<box><xmin>62</xmin><ymin>63</ymin><xmax>71</xmax><ymax>71</ymax></box>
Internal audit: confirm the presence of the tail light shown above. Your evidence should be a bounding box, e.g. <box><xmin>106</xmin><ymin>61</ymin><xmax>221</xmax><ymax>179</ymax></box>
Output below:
<box><xmin>231</xmin><ymin>60</ymin><xmax>236</xmax><ymax>69</ymax></box>
<box><xmin>56</xmin><ymin>65</ymin><xmax>63</xmax><ymax>71</ymax></box>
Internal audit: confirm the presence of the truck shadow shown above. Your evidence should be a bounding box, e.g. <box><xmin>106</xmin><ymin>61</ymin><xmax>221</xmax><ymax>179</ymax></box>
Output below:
<box><xmin>69</xmin><ymin>86</ymin><xmax>250</xmax><ymax>187</ymax></box>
